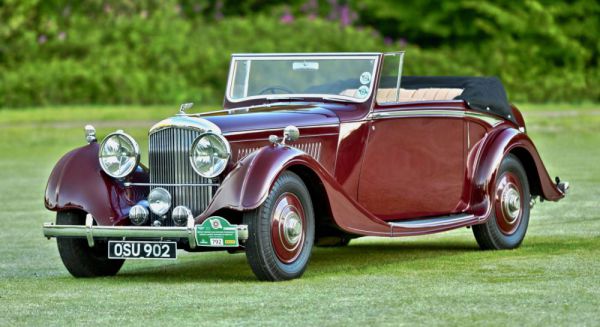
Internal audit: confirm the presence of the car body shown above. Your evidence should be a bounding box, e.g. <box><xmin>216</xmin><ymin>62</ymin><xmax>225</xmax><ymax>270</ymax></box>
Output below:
<box><xmin>43</xmin><ymin>52</ymin><xmax>568</xmax><ymax>280</ymax></box>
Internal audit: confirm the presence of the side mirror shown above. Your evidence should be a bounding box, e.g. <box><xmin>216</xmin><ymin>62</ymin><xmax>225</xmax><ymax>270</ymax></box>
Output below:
<box><xmin>283</xmin><ymin>125</ymin><xmax>300</xmax><ymax>144</ymax></box>
<box><xmin>84</xmin><ymin>125</ymin><xmax>97</xmax><ymax>144</ymax></box>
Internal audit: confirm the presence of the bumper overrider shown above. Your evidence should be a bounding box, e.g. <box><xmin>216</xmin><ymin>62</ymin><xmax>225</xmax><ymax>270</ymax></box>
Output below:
<box><xmin>43</xmin><ymin>214</ymin><xmax>249</xmax><ymax>249</ymax></box>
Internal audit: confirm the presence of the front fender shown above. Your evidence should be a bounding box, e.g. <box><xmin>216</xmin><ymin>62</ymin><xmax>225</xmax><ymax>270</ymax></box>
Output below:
<box><xmin>44</xmin><ymin>143</ymin><xmax>149</xmax><ymax>226</ymax></box>
<box><xmin>200</xmin><ymin>145</ymin><xmax>299</xmax><ymax>215</ymax></box>
<box><xmin>200</xmin><ymin>145</ymin><xmax>393</xmax><ymax>236</ymax></box>
<box><xmin>470</xmin><ymin>127</ymin><xmax>565</xmax><ymax>218</ymax></box>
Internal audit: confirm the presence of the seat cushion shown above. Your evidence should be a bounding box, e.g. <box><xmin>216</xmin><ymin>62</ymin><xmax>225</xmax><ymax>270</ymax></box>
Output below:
<box><xmin>340</xmin><ymin>88</ymin><xmax>464</xmax><ymax>102</ymax></box>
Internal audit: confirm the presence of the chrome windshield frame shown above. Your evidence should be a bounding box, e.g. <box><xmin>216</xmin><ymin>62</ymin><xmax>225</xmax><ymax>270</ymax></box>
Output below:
<box><xmin>224</xmin><ymin>53</ymin><xmax>382</xmax><ymax>104</ymax></box>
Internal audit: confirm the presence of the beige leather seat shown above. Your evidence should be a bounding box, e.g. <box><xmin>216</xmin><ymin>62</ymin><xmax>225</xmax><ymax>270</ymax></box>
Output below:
<box><xmin>341</xmin><ymin>88</ymin><xmax>464</xmax><ymax>102</ymax></box>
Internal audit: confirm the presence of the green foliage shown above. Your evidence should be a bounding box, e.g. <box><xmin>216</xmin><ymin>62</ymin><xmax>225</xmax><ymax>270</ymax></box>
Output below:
<box><xmin>354</xmin><ymin>0</ymin><xmax>599</xmax><ymax>102</ymax></box>
<box><xmin>0</xmin><ymin>0</ymin><xmax>386</xmax><ymax>107</ymax></box>
<box><xmin>0</xmin><ymin>0</ymin><xmax>598</xmax><ymax>107</ymax></box>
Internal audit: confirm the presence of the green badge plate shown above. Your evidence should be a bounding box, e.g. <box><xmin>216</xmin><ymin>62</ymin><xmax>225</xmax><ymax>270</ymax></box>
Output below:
<box><xmin>195</xmin><ymin>217</ymin><xmax>239</xmax><ymax>247</ymax></box>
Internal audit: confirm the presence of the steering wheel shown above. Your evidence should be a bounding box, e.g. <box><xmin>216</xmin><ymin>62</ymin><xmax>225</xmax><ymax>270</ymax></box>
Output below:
<box><xmin>258</xmin><ymin>85</ymin><xmax>296</xmax><ymax>95</ymax></box>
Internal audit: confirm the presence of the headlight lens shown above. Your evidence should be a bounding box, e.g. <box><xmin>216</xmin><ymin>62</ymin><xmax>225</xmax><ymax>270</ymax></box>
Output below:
<box><xmin>99</xmin><ymin>131</ymin><xmax>140</xmax><ymax>178</ymax></box>
<box><xmin>189</xmin><ymin>132</ymin><xmax>231</xmax><ymax>178</ymax></box>
<box><xmin>148</xmin><ymin>188</ymin><xmax>171</xmax><ymax>216</ymax></box>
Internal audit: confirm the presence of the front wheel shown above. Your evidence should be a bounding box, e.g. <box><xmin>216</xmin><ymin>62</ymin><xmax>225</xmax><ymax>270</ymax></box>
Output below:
<box><xmin>56</xmin><ymin>211</ymin><xmax>124</xmax><ymax>277</ymax></box>
<box><xmin>243</xmin><ymin>171</ymin><xmax>315</xmax><ymax>281</ymax></box>
<box><xmin>473</xmin><ymin>154</ymin><xmax>531</xmax><ymax>250</ymax></box>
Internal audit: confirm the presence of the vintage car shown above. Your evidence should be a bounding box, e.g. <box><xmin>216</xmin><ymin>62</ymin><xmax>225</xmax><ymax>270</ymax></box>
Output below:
<box><xmin>43</xmin><ymin>52</ymin><xmax>568</xmax><ymax>281</ymax></box>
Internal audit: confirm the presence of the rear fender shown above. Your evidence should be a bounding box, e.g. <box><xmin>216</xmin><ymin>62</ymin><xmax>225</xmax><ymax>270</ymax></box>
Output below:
<box><xmin>44</xmin><ymin>143</ymin><xmax>149</xmax><ymax>226</ymax></box>
<box><xmin>470</xmin><ymin>128</ymin><xmax>565</xmax><ymax>218</ymax></box>
<box><xmin>200</xmin><ymin>145</ymin><xmax>393</xmax><ymax>236</ymax></box>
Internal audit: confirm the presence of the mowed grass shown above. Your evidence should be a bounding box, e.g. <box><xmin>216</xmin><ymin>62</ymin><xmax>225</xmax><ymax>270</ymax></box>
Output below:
<box><xmin>0</xmin><ymin>104</ymin><xmax>599</xmax><ymax>326</ymax></box>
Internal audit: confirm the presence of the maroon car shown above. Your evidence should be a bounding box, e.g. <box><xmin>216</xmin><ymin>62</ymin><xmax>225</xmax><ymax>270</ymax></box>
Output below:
<box><xmin>43</xmin><ymin>52</ymin><xmax>568</xmax><ymax>281</ymax></box>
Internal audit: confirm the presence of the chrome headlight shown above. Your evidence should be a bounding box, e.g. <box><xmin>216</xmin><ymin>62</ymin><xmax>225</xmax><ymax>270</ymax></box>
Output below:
<box><xmin>98</xmin><ymin>131</ymin><xmax>140</xmax><ymax>179</ymax></box>
<box><xmin>189</xmin><ymin>132</ymin><xmax>231</xmax><ymax>178</ymax></box>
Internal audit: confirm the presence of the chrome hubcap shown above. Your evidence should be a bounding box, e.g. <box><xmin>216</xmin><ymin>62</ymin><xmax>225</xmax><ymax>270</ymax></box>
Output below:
<box><xmin>501</xmin><ymin>186</ymin><xmax>521</xmax><ymax>223</ymax></box>
<box><xmin>283</xmin><ymin>212</ymin><xmax>303</xmax><ymax>245</ymax></box>
<box><xmin>271</xmin><ymin>192</ymin><xmax>306</xmax><ymax>263</ymax></box>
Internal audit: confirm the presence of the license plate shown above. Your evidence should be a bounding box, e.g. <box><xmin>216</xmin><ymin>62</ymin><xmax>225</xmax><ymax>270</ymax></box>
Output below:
<box><xmin>108</xmin><ymin>241</ymin><xmax>177</xmax><ymax>260</ymax></box>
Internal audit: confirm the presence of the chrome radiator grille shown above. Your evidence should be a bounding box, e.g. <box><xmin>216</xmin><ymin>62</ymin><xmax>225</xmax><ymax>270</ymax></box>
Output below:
<box><xmin>149</xmin><ymin>127</ymin><xmax>215</xmax><ymax>226</ymax></box>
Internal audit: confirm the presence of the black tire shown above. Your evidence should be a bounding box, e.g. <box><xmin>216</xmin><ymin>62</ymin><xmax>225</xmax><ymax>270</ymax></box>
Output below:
<box><xmin>56</xmin><ymin>211</ymin><xmax>124</xmax><ymax>277</ymax></box>
<box><xmin>243</xmin><ymin>171</ymin><xmax>315</xmax><ymax>281</ymax></box>
<box><xmin>473</xmin><ymin>154</ymin><xmax>531</xmax><ymax>250</ymax></box>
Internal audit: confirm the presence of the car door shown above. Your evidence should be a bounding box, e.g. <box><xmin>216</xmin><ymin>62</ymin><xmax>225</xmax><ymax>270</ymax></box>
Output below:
<box><xmin>357</xmin><ymin>105</ymin><xmax>466</xmax><ymax>220</ymax></box>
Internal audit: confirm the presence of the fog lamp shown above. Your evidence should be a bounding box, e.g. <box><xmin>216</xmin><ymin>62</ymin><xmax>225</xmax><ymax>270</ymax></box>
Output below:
<box><xmin>129</xmin><ymin>205</ymin><xmax>149</xmax><ymax>225</ymax></box>
<box><xmin>148</xmin><ymin>188</ymin><xmax>171</xmax><ymax>216</ymax></box>
<box><xmin>172</xmin><ymin>206</ymin><xmax>192</xmax><ymax>226</ymax></box>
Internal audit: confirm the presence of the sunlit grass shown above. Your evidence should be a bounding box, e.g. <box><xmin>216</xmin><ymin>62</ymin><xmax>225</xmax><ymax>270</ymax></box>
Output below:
<box><xmin>0</xmin><ymin>105</ymin><xmax>598</xmax><ymax>326</ymax></box>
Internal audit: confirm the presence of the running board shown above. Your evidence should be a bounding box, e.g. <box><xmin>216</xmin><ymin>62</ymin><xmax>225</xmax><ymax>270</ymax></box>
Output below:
<box><xmin>389</xmin><ymin>213</ymin><xmax>475</xmax><ymax>229</ymax></box>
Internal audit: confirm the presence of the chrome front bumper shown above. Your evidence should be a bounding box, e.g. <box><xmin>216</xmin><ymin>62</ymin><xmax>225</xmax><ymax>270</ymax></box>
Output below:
<box><xmin>43</xmin><ymin>214</ymin><xmax>249</xmax><ymax>249</ymax></box>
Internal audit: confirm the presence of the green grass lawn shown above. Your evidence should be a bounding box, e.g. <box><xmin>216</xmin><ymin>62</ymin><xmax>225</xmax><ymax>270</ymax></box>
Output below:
<box><xmin>0</xmin><ymin>104</ymin><xmax>599</xmax><ymax>326</ymax></box>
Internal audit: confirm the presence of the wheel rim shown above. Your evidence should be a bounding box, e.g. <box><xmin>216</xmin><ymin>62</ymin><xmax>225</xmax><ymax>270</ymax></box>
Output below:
<box><xmin>494</xmin><ymin>171</ymin><xmax>524</xmax><ymax>235</ymax></box>
<box><xmin>271</xmin><ymin>192</ymin><xmax>306</xmax><ymax>263</ymax></box>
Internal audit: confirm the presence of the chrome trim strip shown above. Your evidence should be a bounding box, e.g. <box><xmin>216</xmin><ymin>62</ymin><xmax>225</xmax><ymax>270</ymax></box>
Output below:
<box><xmin>371</xmin><ymin>109</ymin><xmax>464</xmax><ymax>119</ymax></box>
<box><xmin>228</xmin><ymin>94</ymin><xmax>369</xmax><ymax>104</ymax></box>
<box><xmin>188</xmin><ymin>102</ymin><xmax>340</xmax><ymax>117</ymax></box>
<box><xmin>467</xmin><ymin>120</ymin><xmax>471</xmax><ymax>150</ymax></box>
<box><xmin>43</xmin><ymin>217</ymin><xmax>250</xmax><ymax>247</ymax></box>
<box><xmin>466</xmin><ymin>111</ymin><xmax>504</xmax><ymax>126</ymax></box>
<box><xmin>124</xmin><ymin>182</ymin><xmax>220</xmax><ymax>187</ymax></box>
<box><xmin>149</xmin><ymin>116</ymin><xmax>222</xmax><ymax>135</ymax></box>
<box><xmin>229</xmin><ymin>134</ymin><xmax>339</xmax><ymax>144</ymax></box>
<box><xmin>369</xmin><ymin>109</ymin><xmax>504</xmax><ymax>126</ymax></box>
<box><xmin>225</xmin><ymin>54</ymin><xmax>380</xmax><ymax>104</ymax></box>
<box><xmin>222</xmin><ymin>124</ymin><xmax>339</xmax><ymax>137</ymax></box>
<box><xmin>389</xmin><ymin>214</ymin><xmax>475</xmax><ymax>229</ymax></box>
<box><xmin>232</xmin><ymin>52</ymin><xmax>383</xmax><ymax>57</ymax></box>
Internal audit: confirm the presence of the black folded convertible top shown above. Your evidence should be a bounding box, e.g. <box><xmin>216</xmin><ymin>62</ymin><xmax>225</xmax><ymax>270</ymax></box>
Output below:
<box><xmin>309</xmin><ymin>75</ymin><xmax>514</xmax><ymax>123</ymax></box>
<box><xmin>401</xmin><ymin>76</ymin><xmax>514</xmax><ymax>123</ymax></box>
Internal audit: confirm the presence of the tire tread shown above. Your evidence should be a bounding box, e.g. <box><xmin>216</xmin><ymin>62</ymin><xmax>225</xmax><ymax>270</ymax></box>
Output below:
<box><xmin>56</xmin><ymin>211</ymin><xmax>124</xmax><ymax>277</ymax></box>
<box><xmin>473</xmin><ymin>154</ymin><xmax>530</xmax><ymax>250</ymax></box>
<box><xmin>244</xmin><ymin>171</ymin><xmax>314</xmax><ymax>281</ymax></box>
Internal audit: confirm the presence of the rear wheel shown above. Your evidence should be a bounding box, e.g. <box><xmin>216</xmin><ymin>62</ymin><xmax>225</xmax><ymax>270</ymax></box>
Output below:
<box><xmin>473</xmin><ymin>154</ymin><xmax>531</xmax><ymax>250</ymax></box>
<box><xmin>243</xmin><ymin>171</ymin><xmax>315</xmax><ymax>281</ymax></box>
<box><xmin>56</xmin><ymin>211</ymin><xmax>124</xmax><ymax>277</ymax></box>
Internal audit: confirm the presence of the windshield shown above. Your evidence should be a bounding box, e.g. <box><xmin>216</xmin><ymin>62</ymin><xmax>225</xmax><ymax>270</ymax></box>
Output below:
<box><xmin>227</xmin><ymin>54</ymin><xmax>379</xmax><ymax>102</ymax></box>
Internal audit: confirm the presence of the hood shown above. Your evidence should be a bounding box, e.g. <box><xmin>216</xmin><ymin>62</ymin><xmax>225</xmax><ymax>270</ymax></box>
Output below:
<box><xmin>201</xmin><ymin>105</ymin><xmax>340</xmax><ymax>135</ymax></box>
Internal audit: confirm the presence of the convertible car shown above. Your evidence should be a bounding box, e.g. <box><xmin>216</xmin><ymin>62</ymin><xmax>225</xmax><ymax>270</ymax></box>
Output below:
<box><xmin>43</xmin><ymin>52</ymin><xmax>568</xmax><ymax>281</ymax></box>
